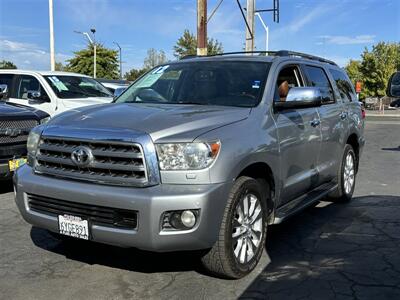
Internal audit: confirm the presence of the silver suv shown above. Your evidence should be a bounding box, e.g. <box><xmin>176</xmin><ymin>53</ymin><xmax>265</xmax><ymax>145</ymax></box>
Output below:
<box><xmin>14</xmin><ymin>51</ymin><xmax>365</xmax><ymax>278</ymax></box>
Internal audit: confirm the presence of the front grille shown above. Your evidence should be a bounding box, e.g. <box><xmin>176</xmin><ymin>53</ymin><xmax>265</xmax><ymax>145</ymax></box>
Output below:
<box><xmin>35</xmin><ymin>136</ymin><xmax>148</xmax><ymax>186</ymax></box>
<box><xmin>28</xmin><ymin>193</ymin><xmax>138</xmax><ymax>229</ymax></box>
<box><xmin>0</xmin><ymin>119</ymin><xmax>38</xmax><ymax>144</ymax></box>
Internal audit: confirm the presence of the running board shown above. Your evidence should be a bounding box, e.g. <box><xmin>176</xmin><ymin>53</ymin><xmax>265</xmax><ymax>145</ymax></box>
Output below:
<box><xmin>273</xmin><ymin>182</ymin><xmax>338</xmax><ymax>224</ymax></box>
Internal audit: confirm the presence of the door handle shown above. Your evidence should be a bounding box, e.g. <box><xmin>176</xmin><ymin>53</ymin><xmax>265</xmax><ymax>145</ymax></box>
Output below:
<box><xmin>310</xmin><ymin>119</ymin><xmax>320</xmax><ymax>127</ymax></box>
<box><xmin>340</xmin><ymin>112</ymin><xmax>347</xmax><ymax>120</ymax></box>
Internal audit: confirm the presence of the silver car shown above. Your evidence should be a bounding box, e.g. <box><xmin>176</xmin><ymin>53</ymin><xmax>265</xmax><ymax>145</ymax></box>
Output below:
<box><xmin>14</xmin><ymin>51</ymin><xmax>365</xmax><ymax>278</ymax></box>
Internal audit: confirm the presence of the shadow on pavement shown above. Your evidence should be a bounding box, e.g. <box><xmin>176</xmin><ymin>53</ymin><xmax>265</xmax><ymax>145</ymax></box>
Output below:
<box><xmin>240</xmin><ymin>195</ymin><xmax>400</xmax><ymax>299</ymax></box>
<box><xmin>30</xmin><ymin>226</ymin><xmax>206</xmax><ymax>274</ymax></box>
<box><xmin>29</xmin><ymin>195</ymin><xmax>400</xmax><ymax>299</ymax></box>
<box><xmin>0</xmin><ymin>180</ymin><xmax>13</xmax><ymax>194</ymax></box>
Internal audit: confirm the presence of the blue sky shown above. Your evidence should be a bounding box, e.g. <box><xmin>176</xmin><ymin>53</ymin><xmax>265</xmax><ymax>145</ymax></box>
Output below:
<box><xmin>0</xmin><ymin>0</ymin><xmax>399</xmax><ymax>72</ymax></box>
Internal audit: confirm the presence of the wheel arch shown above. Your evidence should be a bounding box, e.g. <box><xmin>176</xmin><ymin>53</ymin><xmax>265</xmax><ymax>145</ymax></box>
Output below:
<box><xmin>236</xmin><ymin>162</ymin><xmax>276</xmax><ymax>221</ymax></box>
<box><xmin>346</xmin><ymin>133</ymin><xmax>360</xmax><ymax>172</ymax></box>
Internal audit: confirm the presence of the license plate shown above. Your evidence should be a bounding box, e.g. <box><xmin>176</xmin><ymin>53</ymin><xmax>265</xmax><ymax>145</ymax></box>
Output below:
<box><xmin>8</xmin><ymin>157</ymin><xmax>27</xmax><ymax>172</ymax></box>
<box><xmin>58</xmin><ymin>215</ymin><xmax>89</xmax><ymax>240</ymax></box>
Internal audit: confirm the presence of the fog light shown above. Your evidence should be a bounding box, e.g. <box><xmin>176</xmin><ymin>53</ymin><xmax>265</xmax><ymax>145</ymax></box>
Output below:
<box><xmin>162</xmin><ymin>209</ymin><xmax>199</xmax><ymax>231</ymax></box>
<box><xmin>181</xmin><ymin>210</ymin><xmax>196</xmax><ymax>228</ymax></box>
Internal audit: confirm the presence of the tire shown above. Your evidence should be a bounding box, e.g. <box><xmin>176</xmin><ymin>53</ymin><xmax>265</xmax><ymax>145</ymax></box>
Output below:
<box><xmin>201</xmin><ymin>176</ymin><xmax>269</xmax><ymax>279</ymax></box>
<box><xmin>328</xmin><ymin>144</ymin><xmax>356</xmax><ymax>202</ymax></box>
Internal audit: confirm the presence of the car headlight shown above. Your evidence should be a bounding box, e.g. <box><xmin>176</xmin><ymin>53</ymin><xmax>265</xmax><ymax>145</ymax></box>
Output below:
<box><xmin>27</xmin><ymin>126</ymin><xmax>44</xmax><ymax>166</ymax></box>
<box><xmin>40</xmin><ymin>116</ymin><xmax>51</xmax><ymax>124</ymax></box>
<box><xmin>156</xmin><ymin>141</ymin><xmax>221</xmax><ymax>170</ymax></box>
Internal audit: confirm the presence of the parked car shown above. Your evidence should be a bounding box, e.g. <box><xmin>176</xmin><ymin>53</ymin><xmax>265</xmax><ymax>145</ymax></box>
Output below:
<box><xmin>14</xmin><ymin>51</ymin><xmax>365</xmax><ymax>278</ymax></box>
<box><xmin>0</xmin><ymin>99</ymin><xmax>49</xmax><ymax>180</ymax></box>
<box><xmin>97</xmin><ymin>78</ymin><xmax>130</xmax><ymax>96</ymax></box>
<box><xmin>388</xmin><ymin>71</ymin><xmax>400</xmax><ymax>108</ymax></box>
<box><xmin>0</xmin><ymin>70</ymin><xmax>113</xmax><ymax>116</ymax></box>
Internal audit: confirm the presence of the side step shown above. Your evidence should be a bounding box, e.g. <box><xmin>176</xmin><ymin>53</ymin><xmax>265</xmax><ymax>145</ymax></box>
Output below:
<box><xmin>273</xmin><ymin>182</ymin><xmax>338</xmax><ymax>224</ymax></box>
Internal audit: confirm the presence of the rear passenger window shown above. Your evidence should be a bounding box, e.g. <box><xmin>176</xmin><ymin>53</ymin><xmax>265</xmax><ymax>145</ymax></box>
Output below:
<box><xmin>304</xmin><ymin>65</ymin><xmax>334</xmax><ymax>104</ymax></box>
<box><xmin>329</xmin><ymin>69</ymin><xmax>356</xmax><ymax>102</ymax></box>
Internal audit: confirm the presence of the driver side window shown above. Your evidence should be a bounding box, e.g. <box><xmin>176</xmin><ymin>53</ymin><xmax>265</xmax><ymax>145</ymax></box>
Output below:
<box><xmin>17</xmin><ymin>75</ymin><xmax>49</xmax><ymax>101</ymax></box>
<box><xmin>275</xmin><ymin>65</ymin><xmax>304</xmax><ymax>102</ymax></box>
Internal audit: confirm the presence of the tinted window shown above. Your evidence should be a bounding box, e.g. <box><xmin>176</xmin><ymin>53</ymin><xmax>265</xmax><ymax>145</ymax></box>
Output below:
<box><xmin>329</xmin><ymin>69</ymin><xmax>356</xmax><ymax>102</ymax></box>
<box><xmin>116</xmin><ymin>61</ymin><xmax>271</xmax><ymax>107</ymax></box>
<box><xmin>44</xmin><ymin>76</ymin><xmax>112</xmax><ymax>99</ymax></box>
<box><xmin>16</xmin><ymin>75</ymin><xmax>49</xmax><ymax>101</ymax></box>
<box><xmin>0</xmin><ymin>74</ymin><xmax>14</xmax><ymax>99</ymax></box>
<box><xmin>304</xmin><ymin>65</ymin><xmax>334</xmax><ymax>103</ymax></box>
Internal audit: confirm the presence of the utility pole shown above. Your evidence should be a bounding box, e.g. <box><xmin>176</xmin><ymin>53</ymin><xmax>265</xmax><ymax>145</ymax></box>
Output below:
<box><xmin>114</xmin><ymin>42</ymin><xmax>122</xmax><ymax>79</ymax></box>
<box><xmin>197</xmin><ymin>0</ymin><xmax>207</xmax><ymax>56</ymax></box>
<box><xmin>49</xmin><ymin>0</ymin><xmax>55</xmax><ymax>71</ymax></box>
<box><xmin>91</xmin><ymin>28</ymin><xmax>96</xmax><ymax>78</ymax></box>
<box><xmin>245</xmin><ymin>0</ymin><xmax>255</xmax><ymax>52</ymax></box>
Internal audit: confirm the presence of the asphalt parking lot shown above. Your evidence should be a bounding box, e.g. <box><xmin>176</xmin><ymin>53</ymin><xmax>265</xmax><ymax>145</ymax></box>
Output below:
<box><xmin>1</xmin><ymin>118</ymin><xmax>399</xmax><ymax>300</ymax></box>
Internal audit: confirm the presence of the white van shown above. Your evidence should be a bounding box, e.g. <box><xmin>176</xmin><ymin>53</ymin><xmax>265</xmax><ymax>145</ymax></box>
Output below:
<box><xmin>0</xmin><ymin>70</ymin><xmax>113</xmax><ymax>116</ymax></box>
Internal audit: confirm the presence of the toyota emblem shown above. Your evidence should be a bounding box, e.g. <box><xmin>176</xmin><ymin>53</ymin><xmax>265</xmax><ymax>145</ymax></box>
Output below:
<box><xmin>71</xmin><ymin>146</ymin><xmax>93</xmax><ymax>167</ymax></box>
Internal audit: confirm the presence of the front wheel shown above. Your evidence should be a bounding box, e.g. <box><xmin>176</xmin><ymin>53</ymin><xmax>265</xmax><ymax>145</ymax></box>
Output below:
<box><xmin>201</xmin><ymin>176</ymin><xmax>268</xmax><ymax>278</ymax></box>
<box><xmin>328</xmin><ymin>144</ymin><xmax>356</xmax><ymax>202</ymax></box>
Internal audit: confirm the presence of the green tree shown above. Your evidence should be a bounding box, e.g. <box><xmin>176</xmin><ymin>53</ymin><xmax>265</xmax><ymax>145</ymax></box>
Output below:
<box><xmin>143</xmin><ymin>48</ymin><xmax>167</xmax><ymax>69</ymax></box>
<box><xmin>360</xmin><ymin>42</ymin><xmax>400</xmax><ymax>98</ymax></box>
<box><xmin>173</xmin><ymin>29</ymin><xmax>223</xmax><ymax>58</ymax></box>
<box><xmin>345</xmin><ymin>42</ymin><xmax>400</xmax><ymax>99</ymax></box>
<box><xmin>66</xmin><ymin>43</ymin><xmax>119</xmax><ymax>79</ymax></box>
<box><xmin>55</xmin><ymin>62</ymin><xmax>65</xmax><ymax>71</ymax></box>
<box><xmin>0</xmin><ymin>60</ymin><xmax>17</xmax><ymax>69</ymax></box>
<box><xmin>124</xmin><ymin>68</ymin><xmax>148</xmax><ymax>81</ymax></box>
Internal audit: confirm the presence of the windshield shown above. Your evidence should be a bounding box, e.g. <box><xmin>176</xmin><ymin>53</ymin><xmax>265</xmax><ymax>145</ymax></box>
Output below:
<box><xmin>44</xmin><ymin>75</ymin><xmax>112</xmax><ymax>99</ymax></box>
<box><xmin>115</xmin><ymin>61</ymin><xmax>271</xmax><ymax>107</ymax></box>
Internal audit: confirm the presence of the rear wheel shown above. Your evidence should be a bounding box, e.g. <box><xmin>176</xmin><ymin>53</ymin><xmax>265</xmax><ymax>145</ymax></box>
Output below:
<box><xmin>201</xmin><ymin>176</ymin><xmax>268</xmax><ymax>278</ymax></box>
<box><xmin>328</xmin><ymin>144</ymin><xmax>356</xmax><ymax>202</ymax></box>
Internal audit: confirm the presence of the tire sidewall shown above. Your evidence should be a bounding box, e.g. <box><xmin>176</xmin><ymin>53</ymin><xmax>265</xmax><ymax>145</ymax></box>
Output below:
<box><xmin>340</xmin><ymin>145</ymin><xmax>356</xmax><ymax>201</ymax></box>
<box><xmin>224</xmin><ymin>177</ymin><xmax>268</xmax><ymax>276</ymax></box>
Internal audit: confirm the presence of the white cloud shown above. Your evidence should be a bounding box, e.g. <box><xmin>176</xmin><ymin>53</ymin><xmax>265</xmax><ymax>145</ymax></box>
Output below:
<box><xmin>0</xmin><ymin>39</ymin><xmax>71</xmax><ymax>70</ymax></box>
<box><xmin>286</xmin><ymin>5</ymin><xmax>333</xmax><ymax>33</ymax></box>
<box><xmin>318</xmin><ymin>35</ymin><xmax>376</xmax><ymax>45</ymax></box>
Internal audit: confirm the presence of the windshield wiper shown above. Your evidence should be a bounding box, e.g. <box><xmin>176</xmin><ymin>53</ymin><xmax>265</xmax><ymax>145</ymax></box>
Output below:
<box><xmin>177</xmin><ymin>101</ymin><xmax>207</xmax><ymax>105</ymax></box>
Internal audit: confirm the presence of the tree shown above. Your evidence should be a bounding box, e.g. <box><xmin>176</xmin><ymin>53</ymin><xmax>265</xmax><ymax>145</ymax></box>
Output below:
<box><xmin>55</xmin><ymin>62</ymin><xmax>65</xmax><ymax>71</ymax></box>
<box><xmin>143</xmin><ymin>48</ymin><xmax>167</xmax><ymax>69</ymax></box>
<box><xmin>124</xmin><ymin>68</ymin><xmax>148</xmax><ymax>81</ymax></box>
<box><xmin>173</xmin><ymin>29</ymin><xmax>223</xmax><ymax>58</ymax></box>
<box><xmin>0</xmin><ymin>60</ymin><xmax>17</xmax><ymax>69</ymax></box>
<box><xmin>66</xmin><ymin>43</ymin><xmax>119</xmax><ymax>79</ymax></box>
<box><xmin>345</xmin><ymin>42</ymin><xmax>400</xmax><ymax>99</ymax></box>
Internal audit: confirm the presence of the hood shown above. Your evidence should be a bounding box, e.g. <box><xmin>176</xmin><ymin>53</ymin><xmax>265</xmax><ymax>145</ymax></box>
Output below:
<box><xmin>0</xmin><ymin>101</ymin><xmax>49</xmax><ymax>120</ymax></box>
<box><xmin>46</xmin><ymin>103</ymin><xmax>250</xmax><ymax>142</ymax></box>
<box><xmin>61</xmin><ymin>97</ymin><xmax>113</xmax><ymax>109</ymax></box>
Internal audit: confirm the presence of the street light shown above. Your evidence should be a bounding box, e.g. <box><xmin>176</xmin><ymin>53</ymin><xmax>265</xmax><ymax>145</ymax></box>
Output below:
<box><xmin>74</xmin><ymin>29</ymin><xmax>97</xmax><ymax>78</ymax></box>
<box><xmin>255</xmin><ymin>12</ymin><xmax>269</xmax><ymax>52</ymax></box>
<box><xmin>113</xmin><ymin>42</ymin><xmax>122</xmax><ymax>79</ymax></box>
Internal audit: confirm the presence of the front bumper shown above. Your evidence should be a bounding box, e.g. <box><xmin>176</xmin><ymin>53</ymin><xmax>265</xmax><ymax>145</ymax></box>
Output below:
<box><xmin>14</xmin><ymin>165</ymin><xmax>232</xmax><ymax>252</ymax></box>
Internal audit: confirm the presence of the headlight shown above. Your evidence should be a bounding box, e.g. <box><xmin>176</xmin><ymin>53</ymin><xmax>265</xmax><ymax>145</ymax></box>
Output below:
<box><xmin>156</xmin><ymin>141</ymin><xmax>221</xmax><ymax>170</ymax></box>
<box><xmin>27</xmin><ymin>128</ymin><xmax>42</xmax><ymax>157</ymax></box>
<box><xmin>40</xmin><ymin>116</ymin><xmax>51</xmax><ymax>124</ymax></box>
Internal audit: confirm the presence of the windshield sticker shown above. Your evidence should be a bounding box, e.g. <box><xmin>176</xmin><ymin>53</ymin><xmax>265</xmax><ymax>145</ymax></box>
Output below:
<box><xmin>152</xmin><ymin>65</ymin><xmax>169</xmax><ymax>74</ymax></box>
<box><xmin>252</xmin><ymin>80</ymin><xmax>261</xmax><ymax>89</ymax></box>
<box><xmin>49</xmin><ymin>76</ymin><xmax>68</xmax><ymax>91</ymax></box>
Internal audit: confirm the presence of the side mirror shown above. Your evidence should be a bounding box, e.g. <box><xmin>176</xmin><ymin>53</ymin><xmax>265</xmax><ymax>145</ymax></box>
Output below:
<box><xmin>274</xmin><ymin>87</ymin><xmax>322</xmax><ymax>110</ymax></box>
<box><xmin>0</xmin><ymin>84</ymin><xmax>8</xmax><ymax>99</ymax></box>
<box><xmin>387</xmin><ymin>71</ymin><xmax>400</xmax><ymax>98</ymax></box>
<box><xmin>113</xmin><ymin>87</ymin><xmax>126</xmax><ymax>98</ymax></box>
<box><xmin>27</xmin><ymin>90</ymin><xmax>45</xmax><ymax>103</ymax></box>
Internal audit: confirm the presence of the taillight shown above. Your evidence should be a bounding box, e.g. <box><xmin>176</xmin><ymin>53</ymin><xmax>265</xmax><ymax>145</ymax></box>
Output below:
<box><xmin>361</xmin><ymin>107</ymin><xmax>366</xmax><ymax>119</ymax></box>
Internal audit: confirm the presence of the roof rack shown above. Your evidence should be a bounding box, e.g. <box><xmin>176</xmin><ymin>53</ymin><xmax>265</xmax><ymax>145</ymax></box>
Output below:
<box><xmin>181</xmin><ymin>50</ymin><xmax>337</xmax><ymax>66</ymax></box>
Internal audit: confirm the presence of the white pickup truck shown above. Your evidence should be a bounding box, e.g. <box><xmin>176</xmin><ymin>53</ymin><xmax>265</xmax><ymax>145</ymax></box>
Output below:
<box><xmin>0</xmin><ymin>70</ymin><xmax>113</xmax><ymax>116</ymax></box>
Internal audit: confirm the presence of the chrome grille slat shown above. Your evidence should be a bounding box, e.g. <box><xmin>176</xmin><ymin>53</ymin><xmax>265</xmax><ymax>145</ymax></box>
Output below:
<box><xmin>35</xmin><ymin>137</ymin><xmax>148</xmax><ymax>186</ymax></box>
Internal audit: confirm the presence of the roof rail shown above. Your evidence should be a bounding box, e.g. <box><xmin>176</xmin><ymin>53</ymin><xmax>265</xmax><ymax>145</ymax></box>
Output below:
<box><xmin>181</xmin><ymin>50</ymin><xmax>337</xmax><ymax>66</ymax></box>
<box><xmin>275</xmin><ymin>50</ymin><xmax>337</xmax><ymax>66</ymax></box>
